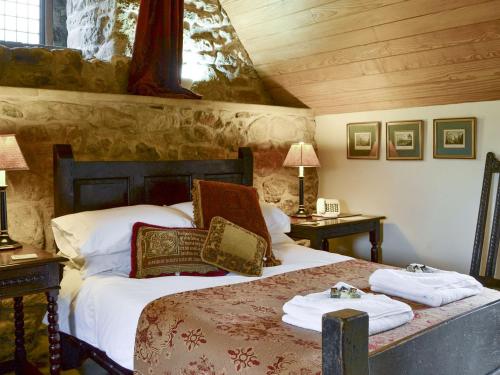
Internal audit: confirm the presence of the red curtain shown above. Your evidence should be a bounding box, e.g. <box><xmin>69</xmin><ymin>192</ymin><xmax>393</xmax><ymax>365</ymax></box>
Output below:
<box><xmin>128</xmin><ymin>0</ymin><xmax>201</xmax><ymax>99</ymax></box>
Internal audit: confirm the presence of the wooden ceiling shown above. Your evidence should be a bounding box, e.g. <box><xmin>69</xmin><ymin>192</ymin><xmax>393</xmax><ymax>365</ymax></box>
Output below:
<box><xmin>220</xmin><ymin>0</ymin><xmax>500</xmax><ymax>115</ymax></box>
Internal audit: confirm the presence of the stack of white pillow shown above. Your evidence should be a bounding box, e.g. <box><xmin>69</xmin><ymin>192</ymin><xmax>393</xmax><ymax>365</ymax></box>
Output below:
<box><xmin>51</xmin><ymin>202</ymin><xmax>292</xmax><ymax>279</ymax></box>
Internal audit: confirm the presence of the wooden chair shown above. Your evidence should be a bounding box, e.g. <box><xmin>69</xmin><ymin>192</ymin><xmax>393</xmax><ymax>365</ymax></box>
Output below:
<box><xmin>470</xmin><ymin>152</ymin><xmax>500</xmax><ymax>290</ymax></box>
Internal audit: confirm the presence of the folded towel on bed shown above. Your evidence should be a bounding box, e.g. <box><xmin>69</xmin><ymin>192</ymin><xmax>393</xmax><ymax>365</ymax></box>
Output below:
<box><xmin>282</xmin><ymin>282</ymin><xmax>413</xmax><ymax>335</ymax></box>
<box><xmin>369</xmin><ymin>267</ymin><xmax>483</xmax><ymax>307</ymax></box>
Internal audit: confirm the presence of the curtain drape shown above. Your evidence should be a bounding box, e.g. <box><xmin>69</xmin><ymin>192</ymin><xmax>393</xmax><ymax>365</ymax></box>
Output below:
<box><xmin>128</xmin><ymin>0</ymin><xmax>201</xmax><ymax>99</ymax></box>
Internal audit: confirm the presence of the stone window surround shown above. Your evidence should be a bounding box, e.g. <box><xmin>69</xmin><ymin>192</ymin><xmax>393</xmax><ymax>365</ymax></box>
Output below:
<box><xmin>0</xmin><ymin>0</ymin><xmax>273</xmax><ymax>105</ymax></box>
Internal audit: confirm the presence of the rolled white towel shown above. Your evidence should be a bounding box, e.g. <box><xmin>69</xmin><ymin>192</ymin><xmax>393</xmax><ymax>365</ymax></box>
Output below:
<box><xmin>282</xmin><ymin>282</ymin><xmax>413</xmax><ymax>335</ymax></box>
<box><xmin>369</xmin><ymin>267</ymin><xmax>483</xmax><ymax>307</ymax></box>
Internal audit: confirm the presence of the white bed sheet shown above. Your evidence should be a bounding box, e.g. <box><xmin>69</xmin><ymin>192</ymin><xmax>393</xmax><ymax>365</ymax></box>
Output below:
<box><xmin>55</xmin><ymin>243</ymin><xmax>352</xmax><ymax>370</ymax></box>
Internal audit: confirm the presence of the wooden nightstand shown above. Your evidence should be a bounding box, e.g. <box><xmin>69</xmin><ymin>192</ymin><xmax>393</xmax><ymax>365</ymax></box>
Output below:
<box><xmin>289</xmin><ymin>214</ymin><xmax>385</xmax><ymax>262</ymax></box>
<box><xmin>0</xmin><ymin>245</ymin><xmax>66</xmax><ymax>375</ymax></box>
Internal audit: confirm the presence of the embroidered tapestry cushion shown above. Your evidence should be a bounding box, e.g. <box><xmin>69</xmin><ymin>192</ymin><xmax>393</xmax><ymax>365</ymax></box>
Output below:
<box><xmin>130</xmin><ymin>222</ymin><xmax>227</xmax><ymax>278</ymax></box>
<box><xmin>192</xmin><ymin>179</ymin><xmax>280</xmax><ymax>266</ymax></box>
<box><xmin>201</xmin><ymin>216</ymin><xmax>268</xmax><ymax>276</ymax></box>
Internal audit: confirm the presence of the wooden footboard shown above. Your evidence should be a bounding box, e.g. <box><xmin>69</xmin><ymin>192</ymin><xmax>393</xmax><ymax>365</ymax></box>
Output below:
<box><xmin>322</xmin><ymin>299</ymin><xmax>500</xmax><ymax>375</ymax></box>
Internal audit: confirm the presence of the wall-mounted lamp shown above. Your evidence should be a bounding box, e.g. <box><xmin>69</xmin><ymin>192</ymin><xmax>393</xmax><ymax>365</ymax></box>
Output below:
<box><xmin>283</xmin><ymin>142</ymin><xmax>320</xmax><ymax>217</ymax></box>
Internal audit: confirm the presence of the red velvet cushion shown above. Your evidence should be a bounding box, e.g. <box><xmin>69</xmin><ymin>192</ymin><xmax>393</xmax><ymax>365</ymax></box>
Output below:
<box><xmin>130</xmin><ymin>222</ymin><xmax>227</xmax><ymax>278</ymax></box>
<box><xmin>192</xmin><ymin>180</ymin><xmax>280</xmax><ymax>266</ymax></box>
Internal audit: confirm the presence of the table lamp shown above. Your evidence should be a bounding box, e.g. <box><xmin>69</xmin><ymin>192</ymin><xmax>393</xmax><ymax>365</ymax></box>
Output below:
<box><xmin>0</xmin><ymin>134</ymin><xmax>28</xmax><ymax>250</ymax></box>
<box><xmin>283</xmin><ymin>142</ymin><xmax>320</xmax><ymax>217</ymax></box>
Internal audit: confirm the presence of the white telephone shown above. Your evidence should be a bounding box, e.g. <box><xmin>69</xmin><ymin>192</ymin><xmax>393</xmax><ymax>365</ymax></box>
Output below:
<box><xmin>315</xmin><ymin>198</ymin><xmax>341</xmax><ymax>218</ymax></box>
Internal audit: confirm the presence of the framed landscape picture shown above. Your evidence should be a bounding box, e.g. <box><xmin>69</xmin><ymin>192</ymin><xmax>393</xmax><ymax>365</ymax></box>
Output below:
<box><xmin>433</xmin><ymin>118</ymin><xmax>476</xmax><ymax>159</ymax></box>
<box><xmin>386</xmin><ymin>120</ymin><xmax>424</xmax><ymax>160</ymax></box>
<box><xmin>346</xmin><ymin>122</ymin><xmax>380</xmax><ymax>159</ymax></box>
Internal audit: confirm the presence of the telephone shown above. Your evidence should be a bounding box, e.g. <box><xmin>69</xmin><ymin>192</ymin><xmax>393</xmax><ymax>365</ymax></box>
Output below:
<box><xmin>315</xmin><ymin>198</ymin><xmax>341</xmax><ymax>218</ymax></box>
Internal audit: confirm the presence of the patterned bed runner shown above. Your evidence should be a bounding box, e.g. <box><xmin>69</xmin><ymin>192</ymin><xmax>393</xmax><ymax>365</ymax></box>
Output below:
<box><xmin>134</xmin><ymin>259</ymin><xmax>499</xmax><ymax>374</ymax></box>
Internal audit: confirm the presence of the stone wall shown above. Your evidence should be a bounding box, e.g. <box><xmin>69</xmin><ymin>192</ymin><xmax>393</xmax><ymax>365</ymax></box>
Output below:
<box><xmin>0</xmin><ymin>45</ymin><xmax>130</xmax><ymax>93</ymax></box>
<box><xmin>0</xmin><ymin>87</ymin><xmax>317</xmax><ymax>250</ymax></box>
<box><xmin>0</xmin><ymin>0</ymin><xmax>272</xmax><ymax>105</ymax></box>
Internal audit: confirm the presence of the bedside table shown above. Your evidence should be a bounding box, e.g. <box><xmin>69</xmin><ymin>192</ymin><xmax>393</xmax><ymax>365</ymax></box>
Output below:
<box><xmin>0</xmin><ymin>245</ymin><xmax>66</xmax><ymax>375</ymax></box>
<box><xmin>289</xmin><ymin>214</ymin><xmax>385</xmax><ymax>262</ymax></box>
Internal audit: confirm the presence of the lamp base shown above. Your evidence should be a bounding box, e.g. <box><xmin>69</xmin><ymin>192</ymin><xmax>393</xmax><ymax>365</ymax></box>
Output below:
<box><xmin>0</xmin><ymin>233</ymin><xmax>22</xmax><ymax>250</ymax></box>
<box><xmin>292</xmin><ymin>206</ymin><xmax>311</xmax><ymax>218</ymax></box>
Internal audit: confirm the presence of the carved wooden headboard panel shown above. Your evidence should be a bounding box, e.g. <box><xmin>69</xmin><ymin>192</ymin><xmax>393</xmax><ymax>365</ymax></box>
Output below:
<box><xmin>53</xmin><ymin>144</ymin><xmax>253</xmax><ymax>217</ymax></box>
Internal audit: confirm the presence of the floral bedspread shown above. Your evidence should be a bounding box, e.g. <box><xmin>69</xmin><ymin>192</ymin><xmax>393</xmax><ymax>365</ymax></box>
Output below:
<box><xmin>133</xmin><ymin>259</ymin><xmax>499</xmax><ymax>374</ymax></box>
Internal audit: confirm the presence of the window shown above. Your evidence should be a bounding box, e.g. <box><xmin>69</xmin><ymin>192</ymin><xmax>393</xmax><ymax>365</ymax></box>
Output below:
<box><xmin>0</xmin><ymin>0</ymin><xmax>44</xmax><ymax>45</ymax></box>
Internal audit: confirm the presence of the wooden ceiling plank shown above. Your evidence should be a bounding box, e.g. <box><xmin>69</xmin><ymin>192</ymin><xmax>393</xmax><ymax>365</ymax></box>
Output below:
<box><xmin>224</xmin><ymin>0</ymin><xmax>335</xmax><ymax>30</ymax></box>
<box><xmin>313</xmin><ymin>90</ymin><xmax>500</xmax><ymax>114</ymax></box>
<box><xmin>225</xmin><ymin>0</ymin><xmax>500</xmax><ymax>114</ymax></box>
<box><xmin>240</xmin><ymin>0</ymin><xmax>493</xmax><ymax>51</ymax></box>
<box><xmin>301</xmin><ymin>70</ymin><xmax>500</xmax><ymax>107</ymax></box>
<box><xmin>219</xmin><ymin>0</ymin><xmax>284</xmax><ymax>15</ymax></box>
<box><xmin>262</xmin><ymin>38</ymin><xmax>500</xmax><ymax>89</ymax></box>
<box><xmin>256</xmin><ymin>19</ymin><xmax>500</xmax><ymax>77</ymax></box>
<box><xmin>285</xmin><ymin>58</ymin><xmax>500</xmax><ymax>98</ymax></box>
<box><xmin>231</xmin><ymin>0</ymin><xmax>404</xmax><ymax>33</ymax></box>
<box><xmin>249</xmin><ymin>0</ymin><xmax>500</xmax><ymax>65</ymax></box>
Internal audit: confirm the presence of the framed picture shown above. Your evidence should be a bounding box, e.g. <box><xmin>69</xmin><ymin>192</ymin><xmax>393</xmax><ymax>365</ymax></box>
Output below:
<box><xmin>346</xmin><ymin>122</ymin><xmax>380</xmax><ymax>159</ymax></box>
<box><xmin>386</xmin><ymin>120</ymin><xmax>424</xmax><ymax>160</ymax></box>
<box><xmin>433</xmin><ymin>118</ymin><xmax>476</xmax><ymax>159</ymax></box>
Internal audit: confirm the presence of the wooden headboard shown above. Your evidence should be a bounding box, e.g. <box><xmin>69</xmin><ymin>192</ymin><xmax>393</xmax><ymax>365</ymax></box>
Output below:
<box><xmin>53</xmin><ymin>144</ymin><xmax>253</xmax><ymax>217</ymax></box>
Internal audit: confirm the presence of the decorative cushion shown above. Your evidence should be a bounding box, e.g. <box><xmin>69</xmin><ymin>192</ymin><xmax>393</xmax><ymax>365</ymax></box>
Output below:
<box><xmin>201</xmin><ymin>216</ymin><xmax>268</xmax><ymax>276</ymax></box>
<box><xmin>192</xmin><ymin>179</ymin><xmax>280</xmax><ymax>266</ymax></box>
<box><xmin>130</xmin><ymin>222</ymin><xmax>227</xmax><ymax>279</ymax></box>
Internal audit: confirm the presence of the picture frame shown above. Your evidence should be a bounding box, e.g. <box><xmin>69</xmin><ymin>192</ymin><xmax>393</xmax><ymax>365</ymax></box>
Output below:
<box><xmin>386</xmin><ymin>120</ymin><xmax>424</xmax><ymax>160</ymax></box>
<box><xmin>346</xmin><ymin>122</ymin><xmax>380</xmax><ymax>159</ymax></box>
<box><xmin>433</xmin><ymin>118</ymin><xmax>476</xmax><ymax>159</ymax></box>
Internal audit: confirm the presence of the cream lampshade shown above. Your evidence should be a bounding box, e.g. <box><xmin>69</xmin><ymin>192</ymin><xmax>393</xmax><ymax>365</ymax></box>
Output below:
<box><xmin>283</xmin><ymin>142</ymin><xmax>320</xmax><ymax>217</ymax></box>
<box><xmin>0</xmin><ymin>134</ymin><xmax>28</xmax><ymax>250</ymax></box>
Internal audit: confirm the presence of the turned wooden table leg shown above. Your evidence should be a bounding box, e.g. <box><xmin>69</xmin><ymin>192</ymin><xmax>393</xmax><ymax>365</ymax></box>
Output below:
<box><xmin>46</xmin><ymin>290</ymin><xmax>61</xmax><ymax>375</ymax></box>
<box><xmin>369</xmin><ymin>222</ymin><xmax>381</xmax><ymax>263</ymax></box>
<box><xmin>321</xmin><ymin>238</ymin><xmax>330</xmax><ymax>251</ymax></box>
<box><xmin>13</xmin><ymin>296</ymin><xmax>26</xmax><ymax>375</ymax></box>
<box><xmin>309</xmin><ymin>233</ymin><xmax>325</xmax><ymax>251</ymax></box>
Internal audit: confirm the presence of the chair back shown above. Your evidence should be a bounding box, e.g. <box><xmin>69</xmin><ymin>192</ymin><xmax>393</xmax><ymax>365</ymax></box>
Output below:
<box><xmin>470</xmin><ymin>152</ymin><xmax>500</xmax><ymax>284</ymax></box>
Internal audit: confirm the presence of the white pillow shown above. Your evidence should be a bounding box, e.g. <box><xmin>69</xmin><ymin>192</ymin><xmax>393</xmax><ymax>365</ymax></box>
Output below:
<box><xmin>259</xmin><ymin>202</ymin><xmax>291</xmax><ymax>234</ymax></box>
<box><xmin>52</xmin><ymin>204</ymin><xmax>193</xmax><ymax>259</ymax></box>
<box><xmin>270</xmin><ymin>232</ymin><xmax>295</xmax><ymax>245</ymax></box>
<box><xmin>81</xmin><ymin>251</ymin><xmax>131</xmax><ymax>278</ymax></box>
<box><xmin>169</xmin><ymin>201</ymin><xmax>291</xmax><ymax>234</ymax></box>
<box><xmin>169</xmin><ymin>201</ymin><xmax>194</xmax><ymax>221</ymax></box>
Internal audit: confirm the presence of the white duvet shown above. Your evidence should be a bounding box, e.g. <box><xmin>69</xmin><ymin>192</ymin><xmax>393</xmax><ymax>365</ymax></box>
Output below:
<box><xmin>54</xmin><ymin>242</ymin><xmax>352</xmax><ymax>370</ymax></box>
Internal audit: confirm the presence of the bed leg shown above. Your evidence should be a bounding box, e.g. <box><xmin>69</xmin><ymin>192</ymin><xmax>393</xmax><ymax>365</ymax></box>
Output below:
<box><xmin>60</xmin><ymin>332</ymin><xmax>87</xmax><ymax>370</ymax></box>
<box><xmin>322</xmin><ymin>309</ymin><xmax>369</xmax><ymax>375</ymax></box>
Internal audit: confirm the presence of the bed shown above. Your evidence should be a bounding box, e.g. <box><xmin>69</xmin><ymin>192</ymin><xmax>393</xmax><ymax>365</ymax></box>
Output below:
<box><xmin>52</xmin><ymin>144</ymin><xmax>500</xmax><ymax>375</ymax></box>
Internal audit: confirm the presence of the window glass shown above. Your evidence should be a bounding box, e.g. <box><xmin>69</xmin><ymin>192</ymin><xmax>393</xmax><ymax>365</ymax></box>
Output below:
<box><xmin>0</xmin><ymin>0</ymin><xmax>42</xmax><ymax>44</ymax></box>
